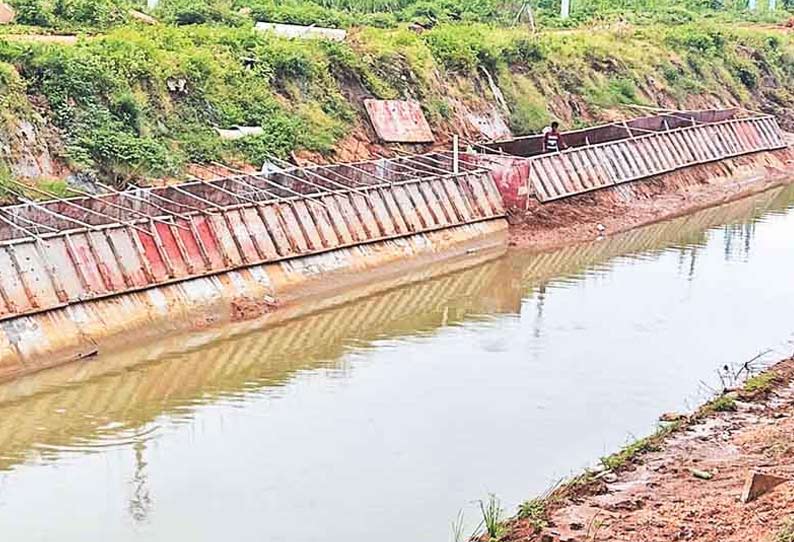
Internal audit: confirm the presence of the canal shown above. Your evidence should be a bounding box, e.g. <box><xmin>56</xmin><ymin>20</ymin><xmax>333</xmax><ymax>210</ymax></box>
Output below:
<box><xmin>1</xmin><ymin>185</ymin><xmax>793</xmax><ymax>541</ymax></box>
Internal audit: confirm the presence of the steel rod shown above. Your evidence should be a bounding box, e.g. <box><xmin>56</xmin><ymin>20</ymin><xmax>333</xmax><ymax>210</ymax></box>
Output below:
<box><xmin>4</xmin><ymin>179</ymin><xmax>154</xmax><ymax>236</ymax></box>
<box><xmin>210</xmin><ymin>161</ymin><xmax>331</xmax><ymax>210</ymax></box>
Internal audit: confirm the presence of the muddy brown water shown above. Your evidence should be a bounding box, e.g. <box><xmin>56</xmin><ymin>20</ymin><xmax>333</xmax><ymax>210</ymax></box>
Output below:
<box><xmin>1</xmin><ymin>186</ymin><xmax>794</xmax><ymax>541</ymax></box>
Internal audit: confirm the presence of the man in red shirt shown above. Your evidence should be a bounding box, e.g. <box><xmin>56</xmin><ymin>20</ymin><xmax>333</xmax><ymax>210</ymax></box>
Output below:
<box><xmin>543</xmin><ymin>121</ymin><xmax>565</xmax><ymax>153</ymax></box>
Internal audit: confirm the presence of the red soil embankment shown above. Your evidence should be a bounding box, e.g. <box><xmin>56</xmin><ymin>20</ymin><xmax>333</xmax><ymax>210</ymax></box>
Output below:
<box><xmin>505</xmin><ymin>359</ymin><xmax>794</xmax><ymax>542</ymax></box>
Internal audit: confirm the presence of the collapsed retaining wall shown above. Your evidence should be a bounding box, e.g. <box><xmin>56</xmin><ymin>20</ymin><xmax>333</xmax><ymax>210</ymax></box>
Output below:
<box><xmin>0</xmin><ymin>219</ymin><xmax>508</xmax><ymax>381</ymax></box>
<box><xmin>0</xmin><ymin>168</ymin><xmax>503</xmax><ymax>322</ymax></box>
<box><xmin>0</xmin><ymin>152</ymin><xmax>508</xmax><ymax>380</ymax></box>
<box><xmin>487</xmin><ymin>114</ymin><xmax>786</xmax><ymax>209</ymax></box>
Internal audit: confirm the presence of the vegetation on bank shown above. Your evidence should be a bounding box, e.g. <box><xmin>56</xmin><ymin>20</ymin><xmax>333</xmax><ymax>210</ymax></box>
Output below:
<box><xmin>5</xmin><ymin>0</ymin><xmax>792</xmax><ymax>31</ymax></box>
<box><xmin>2</xmin><ymin>1</ymin><xmax>794</xmax><ymax>185</ymax></box>
<box><xmin>477</xmin><ymin>358</ymin><xmax>792</xmax><ymax>541</ymax></box>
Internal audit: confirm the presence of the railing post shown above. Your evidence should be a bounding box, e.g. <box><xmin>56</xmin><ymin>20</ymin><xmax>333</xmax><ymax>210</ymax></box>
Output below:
<box><xmin>453</xmin><ymin>134</ymin><xmax>460</xmax><ymax>174</ymax></box>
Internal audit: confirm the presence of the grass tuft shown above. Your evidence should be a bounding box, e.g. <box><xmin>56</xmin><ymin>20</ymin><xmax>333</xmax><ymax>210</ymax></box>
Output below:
<box><xmin>744</xmin><ymin>372</ymin><xmax>777</xmax><ymax>395</ymax></box>
<box><xmin>705</xmin><ymin>394</ymin><xmax>738</xmax><ymax>413</ymax></box>
<box><xmin>777</xmin><ymin>517</ymin><xmax>794</xmax><ymax>542</ymax></box>
<box><xmin>479</xmin><ymin>493</ymin><xmax>505</xmax><ymax>542</ymax></box>
<box><xmin>517</xmin><ymin>497</ymin><xmax>548</xmax><ymax>532</ymax></box>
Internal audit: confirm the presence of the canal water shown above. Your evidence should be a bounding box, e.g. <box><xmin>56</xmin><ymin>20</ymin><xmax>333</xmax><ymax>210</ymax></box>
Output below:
<box><xmin>1</xmin><ymin>186</ymin><xmax>794</xmax><ymax>542</ymax></box>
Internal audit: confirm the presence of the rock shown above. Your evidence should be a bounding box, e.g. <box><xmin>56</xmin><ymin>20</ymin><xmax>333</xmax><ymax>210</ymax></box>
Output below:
<box><xmin>129</xmin><ymin>9</ymin><xmax>157</xmax><ymax>24</ymax></box>
<box><xmin>594</xmin><ymin>470</ymin><xmax>617</xmax><ymax>483</ymax></box>
<box><xmin>660</xmin><ymin>411</ymin><xmax>686</xmax><ymax>422</ymax></box>
<box><xmin>740</xmin><ymin>471</ymin><xmax>789</xmax><ymax>503</ymax></box>
<box><xmin>0</xmin><ymin>2</ymin><xmax>14</xmax><ymax>24</ymax></box>
<box><xmin>569</xmin><ymin>522</ymin><xmax>584</xmax><ymax>531</ymax></box>
<box><xmin>690</xmin><ymin>468</ymin><xmax>714</xmax><ymax>480</ymax></box>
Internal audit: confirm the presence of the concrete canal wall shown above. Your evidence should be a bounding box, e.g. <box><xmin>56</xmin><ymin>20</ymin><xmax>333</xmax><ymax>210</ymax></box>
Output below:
<box><xmin>0</xmin><ymin>154</ymin><xmax>507</xmax><ymax>380</ymax></box>
<box><xmin>487</xmin><ymin>113</ymin><xmax>787</xmax><ymax>209</ymax></box>
<box><xmin>0</xmin><ymin>219</ymin><xmax>507</xmax><ymax>381</ymax></box>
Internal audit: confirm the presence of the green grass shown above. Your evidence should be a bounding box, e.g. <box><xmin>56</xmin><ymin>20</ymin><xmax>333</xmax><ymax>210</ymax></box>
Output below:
<box><xmin>600</xmin><ymin>434</ymin><xmax>662</xmax><ymax>471</ymax></box>
<box><xmin>599</xmin><ymin>420</ymin><xmax>684</xmax><ymax>471</ymax></box>
<box><xmin>2</xmin><ymin>3</ymin><xmax>794</xmax><ymax>185</ymax></box>
<box><xmin>705</xmin><ymin>394</ymin><xmax>738</xmax><ymax>413</ymax></box>
<box><xmin>479</xmin><ymin>494</ymin><xmax>505</xmax><ymax>542</ymax></box>
<box><xmin>777</xmin><ymin>518</ymin><xmax>794</xmax><ymax>542</ymax></box>
<box><xmin>744</xmin><ymin>372</ymin><xmax>777</xmax><ymax>394</ymax></box>
<box><xmin>517</xmin><ymin>497</ymin><xmax>548</xmax><ymax>532</ymax></box>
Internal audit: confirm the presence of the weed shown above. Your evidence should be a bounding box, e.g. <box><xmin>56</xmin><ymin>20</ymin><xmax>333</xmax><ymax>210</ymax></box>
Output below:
<box><xmin>450</xmin><ymin>509</ymin><xmax>465</xmax><ymax>542</ymax></box>
<box><xmin>777</xmin><ymin>517</ymin><xmax>794</xmax><ymax>542</ymax></box>
<box><xmin>744</xmin><ymin>372</ymin><xmax>777</xmax><ymax>394</ymax></box>
<box><xmin>517</xmin><ymin>498</ymin><xmax>547</xmax><ymax>532</ymax></box>
<box><xmin>600</xmin><ymin>432</ymin><xmax>665</xmax><ymax>471</ymax></box>
<box><xmin>479</xmin><ymin>494</ymin><xmax>504</xmax><ymax>542</ymax></box>
<box><xmin>706</xmin><ymin>394</ymin><xmax>738</xmax><ymax>413</ymax></box>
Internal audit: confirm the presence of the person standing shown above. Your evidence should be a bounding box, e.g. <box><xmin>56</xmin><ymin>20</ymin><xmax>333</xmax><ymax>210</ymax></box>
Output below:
<box><xmin>542</xmin><ymin>121</ymin><xmax>565</xmax><ymax>153</ymax></box>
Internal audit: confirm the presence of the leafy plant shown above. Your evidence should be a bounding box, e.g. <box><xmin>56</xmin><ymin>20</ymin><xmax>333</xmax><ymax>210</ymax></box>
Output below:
<box><xmin>517</xmin><ymin>498</ymin><xmax>548</xmax><ymax>531</ymax></box>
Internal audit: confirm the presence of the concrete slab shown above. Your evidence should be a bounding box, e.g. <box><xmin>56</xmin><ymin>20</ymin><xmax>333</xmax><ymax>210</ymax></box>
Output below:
<box><xmin>0</xmin><ymin>3</ymin><xmax>14</xmax><ymax>24</ymax></box>
<box><xmin>254</xmin><ymin>22</ymin><xmax>346</xmax><ymax>42</ymax></box>
<box><xmin>364</xmin><ymin>99</ymin><xmax>434</xmax><ymax>143</ymax></box>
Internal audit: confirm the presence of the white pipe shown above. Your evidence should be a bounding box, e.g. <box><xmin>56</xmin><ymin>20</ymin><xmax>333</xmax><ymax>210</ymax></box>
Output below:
<box><xmin>560</xmin><ymin>0</ymin><xmax>570</xmax><ymax>18</ymax></box>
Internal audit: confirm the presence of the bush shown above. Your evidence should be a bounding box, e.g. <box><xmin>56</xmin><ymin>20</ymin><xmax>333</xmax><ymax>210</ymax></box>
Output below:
<box><xmin>158</xmin><ymin>0</ymin><xmax>246</xmax><ymax>26</ymax></box>
<box><xmin>9</xmin><ymin>0</ymin><xmax>56</xmax><ymax>26</ymax></box>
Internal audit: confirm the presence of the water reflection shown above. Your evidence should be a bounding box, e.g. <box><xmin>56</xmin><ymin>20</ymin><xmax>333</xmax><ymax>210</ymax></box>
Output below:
<box><xmin>0</xmin><ymin>184</ymin><xmax>792</xmax><ymax>542</ymax></box>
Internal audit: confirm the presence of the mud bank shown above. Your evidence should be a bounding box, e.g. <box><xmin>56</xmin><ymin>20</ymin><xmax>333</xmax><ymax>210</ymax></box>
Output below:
<box><xmin>503</xmin><ymin>357</ymin><xmax>794</xmax><ymax>542</ymax></box>
<box><xmin>508</xmin><ymin>147</ymin><xmax>794</xmax><ymax>252</ymax></box>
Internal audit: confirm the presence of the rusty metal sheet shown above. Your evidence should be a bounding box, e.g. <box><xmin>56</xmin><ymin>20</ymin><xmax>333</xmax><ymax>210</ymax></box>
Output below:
<box><xmin>241</xmin><ymin>207</ymin><xmax>280</xmax><ymax>259</ymax></box>
<box><xmin>191</xmin><ymin>216</ymin><xmax>226</xmax><ymax>270</ymax></box>
<box><xmin>320</xmin><ymin>196</ymin><xmax>354</xmax><ymax>245</ymax></box>
<box><xmin>634</xmin><ymin>139</ymin><xmax>658</xmax><ymax>173</ymax></box>
<box><xmin>0</xmin><ymin>248</ymin><xmax>36</xmax><ymax>313</ymax></box>
<box><xmin>153</xmin><ymin>222</ymin><xmax>189</xmax><ymax>278</ymax></box>
<box><xmin>333</xmin><ymin>196</ymin><xmax>366</xmax><ymax>242</ymax></box>
<box><xmin>175</xmin><ymin>221</ymin><xmax>208</xmax><ymax>273</ymax></box>
<box><xmin>365</xmin><ymin>189</ymin><xmax>396</xmax><ymax>237</ymax></box>
<box><xmin>292</xmin><ymin>200</ymin><xmax>324</xmax><ymax>250</ymax></box>
<box><xmin>85</xmin><ymin>231</ymin><xmax>126</xmax><ymax>291</ymax></box>
<box><xmin>523</xmin><ymin>116</ymin><xmax>789</xmax><ymax>202</ymax></box>
<box><xmin>531</xmin><ymin>159</ymin><xmax>557</xmax><ymax>200</ymax></box>
<box><xmin>226</xmin><ymin>209</ymin><xmax>260</xmax><ymax>263</ymax></box>
<box><xmin>305</xmin><ymin>203</ymin><xmax>339</xmax><ymax>248</ymax></box>
<box><xmin>456</xmin><ymin>176</ymin><xmax>486</xmax><ymax>218</ymax></box>
<box><xmin>377</xmin><ymin>188</ymin><xmax>409</xmax><ymax>235</ymax></box>
<box><xmin>106</xmin><ymin>229</ymin><xmax>148</xmax><ymax>287</ymax></box>
<box><xmin>364</xmin><ymin>99</ymin><xmax>434</xmax><ymax>143</ymax></box>
<box><xmin>209</xmin><ymin>214</ymin><xmax>245</xmax><ymax>267</ymax></box>
<box><xmin>39</xmin><ymin>238</ymin><xmax>84</xmax><ymax>301</ymax></box>
<box><xmin>259</xmin><ymin>205</ymin><xmax>294</xmax><ymax>256</ymax></box>
<box><xmin>349</xmin><ymin>193</ymin><xmax>380</xmax><ymax>238</ymax></box>
<box><xmin>389</xmin><ymin>186</ymin><xmax>422</xmax><ymax>231</ymax></box>
<box><xmin>66</xmin><ymin>234</ymin><xmax>107</xmax><ymax>294</ymax></box>
<box><xmin>419</xmin><ymin>181</ymin><xmax>450</xmax><ymax>226</ymax></box>
<box><xmin>136</xmin><ymin>227</ymin><xmax>170</xmax><ymax>282</ymax></box>
<box><xmin>465</xmin><ymin>176</ymin><xmax>496</xmax><ymax>216</ymax></box>
<box><xmin>443</xmin><ymin>178</ymin><xmax>474</xmax><ymax>222</ymax></box>
<box><xmin>279</xmin><ymin>204</ymin><xmax>311</xmax><ymax>252</ymax></box>
<box><xmin>404</xmin><ymin>183</ymin><xmax>434</xmax><ymax>228</ymax></box>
